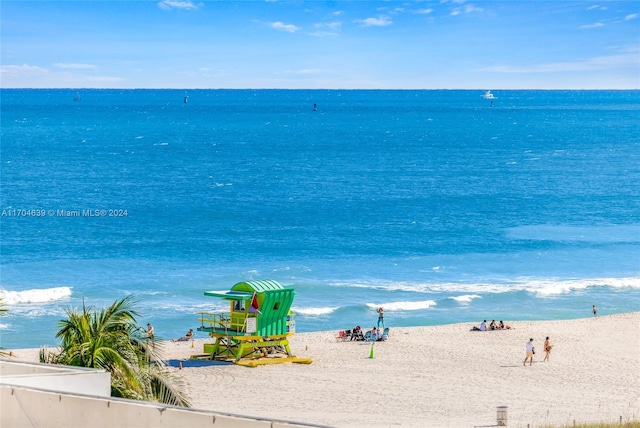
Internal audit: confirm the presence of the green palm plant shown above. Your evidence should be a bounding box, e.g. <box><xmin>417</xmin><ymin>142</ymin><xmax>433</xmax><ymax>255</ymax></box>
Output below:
<box><xmin>40</xmin><ymin>296</ymin><xmax>190</xmax><ymax>406</ymax></box>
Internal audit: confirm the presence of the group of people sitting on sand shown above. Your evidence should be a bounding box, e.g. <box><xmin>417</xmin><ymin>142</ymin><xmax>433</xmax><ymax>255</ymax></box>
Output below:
<box><xmin>471</xmin><ymin>319</ymin><xmax>513</xmax><ymax>331</ymax></box>
<box><xmin>339</xmin><ymin>325</ymin><xmax>388</xmax><ymax>341</ymax></box>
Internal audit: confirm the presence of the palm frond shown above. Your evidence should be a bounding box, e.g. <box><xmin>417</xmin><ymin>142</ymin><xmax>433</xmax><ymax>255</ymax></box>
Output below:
<box><xmin>44</xmin><ymin>295</ymin><xmax>190</xmax><ymax>407</ymax></box>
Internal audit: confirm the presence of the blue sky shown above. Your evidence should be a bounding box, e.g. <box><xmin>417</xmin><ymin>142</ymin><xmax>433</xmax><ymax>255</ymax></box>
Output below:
<box><xmin>1</xmin><ymin>1</ymin><xmax>638</xmax><ymax>89</ymax></box>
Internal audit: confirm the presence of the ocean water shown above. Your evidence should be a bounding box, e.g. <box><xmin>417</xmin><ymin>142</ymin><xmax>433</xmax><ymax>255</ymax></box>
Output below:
<box><xmin>1</xmin><ymin>89</ymin><xmax>639</xmax><ymax>350</ymax></box>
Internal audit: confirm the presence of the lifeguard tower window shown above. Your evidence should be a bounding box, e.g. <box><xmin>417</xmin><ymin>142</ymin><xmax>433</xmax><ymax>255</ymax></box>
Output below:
<box><xmin>273</xmin><ymin>302</ymin><xmax>280</xmax><ymax>310</ymax></box>
<box><xmin>234</xmin><ymin>301</ymin><xmax>245</xmax><ymax>311</ymax></box>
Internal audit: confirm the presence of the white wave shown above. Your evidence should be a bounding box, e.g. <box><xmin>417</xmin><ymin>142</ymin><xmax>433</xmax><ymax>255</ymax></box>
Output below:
<box><xmin>330</xmin><ymin>277</ymin><xmax>640</xmax><ymax>297</ymax></box>
<box><xmin>450</xmin><ymin>294</ymin><xmax>482</xmax><ymax>303</ymax></box>
<box><xmin>0</xmin><ymin>286</ymin><xmax>72</xmax><ymax>304</ymax></box>
<box><xmin>333</xmin><ymin>280</ymin><xmax>512</xmax><ymax>294</ymax></box>
<box><xmin>529</xmin><ymin>277</ymin><xmax>640</xmax><ymax>297</ymax></box>
<box><xmin>270</xmin><ymin>266</ymin><xmax>291</xmax><ymax>273</ymax></box>
<box><xmin>10</xmin><ymin>307</ymin><xmax>67</xmax><ymax>317</ymax></box>
<box><xmin>0</xmin><ymin>323</ymin><xmax>9</xmax><ymax>330</ymax></box>
<box><xmin>366</xmin><ymin>300</ymin><xmax>436</xmax><ymax>311</ymax></box>
<box><xmin>292</xmin><ymin>306</ymin><xmax>337</xmax><ymax>316</ymax></box>
<box><xmin>137</xmin><ymin>290</ymin><xmax>168</xmax><ymax>297</ymax></box>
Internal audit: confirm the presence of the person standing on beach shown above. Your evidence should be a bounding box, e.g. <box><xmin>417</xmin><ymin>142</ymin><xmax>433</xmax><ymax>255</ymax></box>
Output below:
<box><xmin>377</xmin><ymin>307</ymin><xmax>384</xmax><ymax>329</ymax></box>
<box><xmin>524</xmin><ymin>338</ymin><xmax>534</xmax><ymax>366</ymax></box>
<box><xmin>146</xmin><ymin>323</ymin><xmax>154</xmax><ymax>340</ymax></box>
<box><xmin>543</xmin><ymin>337</ymin><xmax>552</xmax><ymax>362</ymax></box>
<box><xmin>592</xmin><ymin>305</ymin><xmax>598</xmax><ymax>317</ymax></box>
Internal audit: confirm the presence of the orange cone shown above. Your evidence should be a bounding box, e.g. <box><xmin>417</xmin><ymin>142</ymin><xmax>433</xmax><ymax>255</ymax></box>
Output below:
<box><xmin>179</xmin><ymin>362</ymin><xmax>183</xmax><ymax>370</ymax></box>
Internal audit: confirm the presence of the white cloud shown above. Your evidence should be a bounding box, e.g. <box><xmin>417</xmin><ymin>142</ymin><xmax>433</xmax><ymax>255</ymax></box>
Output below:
<box><xmin>624</xmin><ymin>14</ymin><xmax>638</xmax><ymax>21</ymax></box>
<box><xmin>451</xmin><ymin>4</ymin><xmax>483</xmax><ymax>16</ymax></box>
<box><xmin>465</xmin><ymin>5</ymin><xmax>483</xmax><ymax>13</ymax></box>
<box><xmin>0</xmin><ymin>64</ymin><xmax>49</xmax><ymax>77</ymax></box>
<box><xmin>310</xmin><ymin>21</ymin><xmax>341</xmax><ymax>37</ymax></box>
<box><xmin>53</xmin><ymin>63</ymin><xmax>97</xmax><ymax>70</ymax></box>
<box><xmin>315</xmin><ymin>22</ymin><xmax>342</xmax><ymax>30</ymax></box>
<box><xmin>157</xmin><ymin>1</ymin><xmax>201</xmax><ymax>11</ymax></box>
<box><xmin>580</xmin><ymin>22</ymin><xmax>605</xmax><ymax>29</ymax></box>
<box><xmin>270</xmin><ymin>21</ymin><xmax>299</xmax><ymax>33</ymax></box>
<box><xmin>415</xmin><ymin>8</ymin><xmax>434</xmax><ymax>15</ymax></box>
<box><xmin>357</xmin><ymin>16</ymin><xmax>393</xmax><ymax>27</ymax></box>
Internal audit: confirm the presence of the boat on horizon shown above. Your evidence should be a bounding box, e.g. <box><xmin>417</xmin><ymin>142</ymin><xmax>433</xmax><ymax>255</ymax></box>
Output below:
<box><xmin>481</xmin><ymin>90</ymin><xmax>496</xmax><ymax>100</ymax></box>
<box><xmin>482</xmin><ymin>91</ymin><xmax>497</xmax><ymax>100</ymax></box>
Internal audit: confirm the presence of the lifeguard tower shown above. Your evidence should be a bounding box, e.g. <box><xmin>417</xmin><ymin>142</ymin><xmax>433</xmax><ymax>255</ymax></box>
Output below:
<box><xmin>195</xmin><ymin>280</ymin><xmax>310</xmax><ymax>367</ymax></box>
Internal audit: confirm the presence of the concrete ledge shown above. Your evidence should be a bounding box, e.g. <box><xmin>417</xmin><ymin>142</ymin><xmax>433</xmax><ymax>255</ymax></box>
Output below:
<box><xmin>0</xmin><ymin>359</ymin><xmax>326</xmax><ymax>428</ymax></box>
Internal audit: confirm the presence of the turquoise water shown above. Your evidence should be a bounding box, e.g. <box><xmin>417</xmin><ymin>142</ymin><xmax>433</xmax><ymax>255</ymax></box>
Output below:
<box><xmin>1</xmin><ymin>89</ymin><xmax>639</xmax><ymax>349</ymax></box>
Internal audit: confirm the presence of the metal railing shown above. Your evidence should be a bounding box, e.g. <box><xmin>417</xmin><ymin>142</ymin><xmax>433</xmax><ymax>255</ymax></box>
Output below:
<box><xmin>197</xmin><ymin>312</ymin><xmax>247</xmax><ymax>333</ymax></box>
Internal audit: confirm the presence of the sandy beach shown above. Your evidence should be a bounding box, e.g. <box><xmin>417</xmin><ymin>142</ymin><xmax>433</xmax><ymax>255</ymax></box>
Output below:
<box><xmin>10</xmin><ymin>312</ymin><xmax>640</xmax><ymax>428</ymax></box>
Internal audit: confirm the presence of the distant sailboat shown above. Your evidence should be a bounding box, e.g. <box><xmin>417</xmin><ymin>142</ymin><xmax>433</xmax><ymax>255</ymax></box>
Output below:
<box><xmin>481</xmin><ymin>90</ymin><xmax>496</xmax><ymax>100</ymax></box>
<box><xmin>183</xmin><ymin>93</ymin><xmax>189</xmax><ymax>104</ymax></box>
<box><xmin>481</xmin><ymin>90</ymin><xmax>496</xmax><ymax>107</ymax></box>
<box><xmin>73</xmin><ymin>92</ymin><xmax>81</xmax><ymax>102</ymax></box>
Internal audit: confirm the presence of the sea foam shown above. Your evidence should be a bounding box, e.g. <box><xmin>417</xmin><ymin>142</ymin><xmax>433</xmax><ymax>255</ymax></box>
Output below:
<box><xmin>0</xmin><ymin>286</ymin><xmax>72</xmax><ymax>305</ymax></box>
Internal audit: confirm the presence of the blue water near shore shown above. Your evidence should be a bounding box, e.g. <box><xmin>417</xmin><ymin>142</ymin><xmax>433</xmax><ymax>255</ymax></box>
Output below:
<box><xmin>1</xmin><ymin>89</ymin><xmax>639</xmax><ymax>350</ymax></box>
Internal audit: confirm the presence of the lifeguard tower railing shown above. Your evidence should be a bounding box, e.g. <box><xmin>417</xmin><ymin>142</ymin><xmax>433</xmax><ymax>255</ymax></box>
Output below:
<box><xmin>197</xmin><ymin>311</ymin><xmax>248</xmax><ymax>335</ymax></box>
<box><xmin>196</xmin><ymin>311</ymin><xmax>295</xmax><ymax>336</ymax></box>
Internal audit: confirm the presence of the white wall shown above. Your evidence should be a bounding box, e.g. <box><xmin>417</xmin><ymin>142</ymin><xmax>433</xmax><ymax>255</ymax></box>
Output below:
<box><xmin>1</xmin><ymin>360</ymin><xmax>110</xmax><ymax>397</ymax></box>
<box><xmin>0</xmin><ymin>360</ymin><xmax>322</xmax><ymax>428</ymax></box>
<box><xmin>0</xmin><ymin>386</ymin><xmax>317</xmax><ymax>428</ymax></box>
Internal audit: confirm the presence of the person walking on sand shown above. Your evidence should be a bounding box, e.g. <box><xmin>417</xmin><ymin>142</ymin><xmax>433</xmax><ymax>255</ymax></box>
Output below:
<box><xmin>377</xmin><ymin>307</ymin><xmax>384</xmax><ymax>329</ymax></box>
<box><xmin>592</xmin><ymin>305</ymin><xmax>598</xmax><ymax>317</ymax></box>
<box><xmin>524</xmin><ymin>338</ymin><xmax>534</xmax><ymax>366</ymax></box>
<box><xmin>543</xmin><ymin>336</ymin><xmax>552</xmax><ymax>362</ymax></box>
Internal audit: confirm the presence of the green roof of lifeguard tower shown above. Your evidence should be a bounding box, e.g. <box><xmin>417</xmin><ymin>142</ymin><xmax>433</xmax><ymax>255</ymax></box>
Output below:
<box><xmin>204</xmin><ymin>279</ymin><xmax>289</xmax><ymax>300</ymax></box>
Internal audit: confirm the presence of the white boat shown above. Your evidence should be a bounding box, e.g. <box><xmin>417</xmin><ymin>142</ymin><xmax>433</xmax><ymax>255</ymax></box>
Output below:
<box><xmin>481</xmin><ymin>90</ymin><xmax>496</xmax><ymax>100</ymax></box>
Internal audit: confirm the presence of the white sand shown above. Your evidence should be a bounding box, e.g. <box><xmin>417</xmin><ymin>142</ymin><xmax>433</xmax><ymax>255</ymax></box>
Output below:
<box><xmin>9</xmin><ymin>312</ymin><xmax>640</xmax><ymax>427</ymax></box>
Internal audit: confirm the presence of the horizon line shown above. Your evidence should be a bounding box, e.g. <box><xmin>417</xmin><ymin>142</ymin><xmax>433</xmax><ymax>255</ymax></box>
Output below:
<box><xmin>2</xmin><ymin>87</ymin><xmax>639</xmax><ymax>91</ymax></box>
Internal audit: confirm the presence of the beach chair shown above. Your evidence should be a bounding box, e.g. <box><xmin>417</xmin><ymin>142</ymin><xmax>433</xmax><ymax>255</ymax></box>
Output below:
<box><xmin>336</xmin><ymin>330</ymin><xmax>347</xmax><ymax>341</ymax></box>
<box><xmin>363</xmin><ymin>331</ymin><xmax>372</xmax><ymax>341</ymax></box>
<box><xmin>351</xmin><ymin>329</ymin><xmax>364</xmax><ymax>341</ymax></box>
<box><xmin>381</xmin><ymin>327</ymin><xmax>389</xmax><ymax>341</ymax></box>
